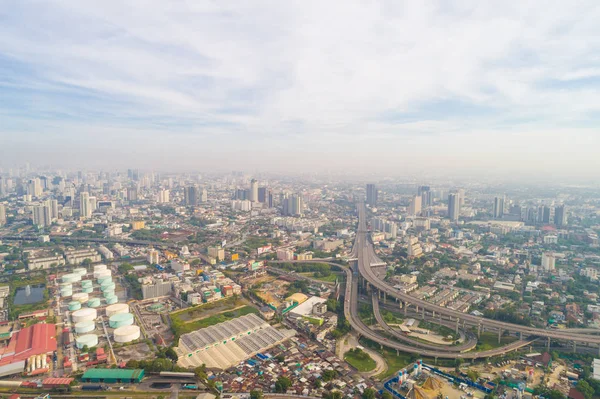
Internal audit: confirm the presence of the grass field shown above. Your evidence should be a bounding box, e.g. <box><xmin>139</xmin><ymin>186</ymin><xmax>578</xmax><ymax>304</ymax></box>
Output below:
<box><xmin>476</xmin><ymin>332</ymin><xmax>518</xmax><ymax>351</ymax></box>
<box><xmin>344</xmin><ymin>349</ymin><xmax>377</xmax><ymax>372</ymax></box>
<box><xmin>299</xmin><ymin>272</ymin><xmax>342</xmax><ymax>283</ymax></box>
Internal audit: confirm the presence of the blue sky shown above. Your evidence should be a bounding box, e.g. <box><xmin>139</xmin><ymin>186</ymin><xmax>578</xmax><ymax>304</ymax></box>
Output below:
<box><xmin>1</xmin><ymin>1</ymin><xmax>600</xmax><ymax>175</ymax></box>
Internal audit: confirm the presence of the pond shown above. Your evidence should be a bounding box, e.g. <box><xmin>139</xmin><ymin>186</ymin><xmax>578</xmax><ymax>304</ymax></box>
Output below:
<box><xmin>13</xmin><ymin>284</ymin><xmax>46</xmax><ymax>305</ymax></box>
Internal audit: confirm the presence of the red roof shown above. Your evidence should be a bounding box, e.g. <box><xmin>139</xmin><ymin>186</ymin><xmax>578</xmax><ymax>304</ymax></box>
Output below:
<box><xmin>96</xmin><ymin>347</ymin><xmax>105</xmax><ymax>355</ymax></box>
<box><xmin>569</xmin><ymin>388</ymin><xmax>585</xmax><ymax>399</ymax></box>
<box><xmin>43</xmin><ymin>377</ymin><xmax>73</xmax><ymax>386</ymax></box>
<box><xmin>0</xmin><ymin>324</ymin><xmax>57</xmax><ymax>367</ymax></box>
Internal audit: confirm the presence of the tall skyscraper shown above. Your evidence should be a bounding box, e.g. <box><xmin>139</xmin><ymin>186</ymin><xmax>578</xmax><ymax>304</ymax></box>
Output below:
<box><xmin>80</xmin><ymin>192</ymin><xmax>91</xmax><ymax>218</ymax></box>
<box><xmin>409</xmin><ymin>195</ymin><xmax>422</xmax><ymax>216</ymax></box>
<box><xmin>418</xmin><ymin>186</ymin><xmax>432</xmax><ymax>207</ymax></box>
<box><xmin>249</xmin><ymin>179</ymin><xmax>259</xmax><ymax>202</ymax></box>
<box><xmin>493</xmin><ymin>196</ymin><xmax>505</xmax><ymax>219</ymax></box>
<box><xmin>458</xmin><ymin>188</ymin><xmax>465</xmax><ymax>207</ymax></box>
<box><xmin>554</xmin><ymin>205</ymin><xmax>567</xmax><ymax>227</ymax></box>
<box><xmin>46</xmin><ymin>199</ymin><xmax>59</xmax><ymax>220</ymax></box>
<box><xmin>282</xmin><ymin>194</ymin><xmax>303</xmax><ymax>216</ymax></box>
<box><xmin>258</xmin><ymin>187</ymin><xmax>273</xmax><ymax>208</ymax></box>
<box><xmin>184</xmin><ymin>186</ymin><xmax>199</xmax><ymax>206</ymax></box>
<box><xmin>0</xmin><ymin>204</ymin><xmax>6</xmax><ymax>226</ymax></box>
<box><xmin>542</xmin><ymin>206</ymin><xmax>553</xmax><ymax>224</ymax></box>
<box><xmin>127</xmin><ymin>186</ymin><xmax>138</xmax><ymax>201</ymax></box>
<box><xmin>366</xmin><ymin>184</ymin><xmax>378</xmax><ymax>206</ymax></box>
<box><xmin>448</xmin><ymin>193</ymin><xmax>460</xmax><ymax>221</ymax></box>
<box><xmin>27</xmin><ymin>178</ymin><xmax>42</xmax><ymax>197</ymax></box>
<box><xmin>157</xmin><ymin>189</ymin><xmax>170</xmax><ymax>203</ymax></box>
<box><xmin>33</xmin><ymin>204</ymin><xmax>51</xmax><ymax>227</ymax></box>
<box><xmin>200</xmin><ymin>188</ymin><xmax>208</xmax><ymax>203</ymax></box>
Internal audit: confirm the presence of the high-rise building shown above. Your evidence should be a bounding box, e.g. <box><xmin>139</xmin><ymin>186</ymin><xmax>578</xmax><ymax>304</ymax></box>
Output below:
<box><xmin>45</xmin><ymin>199</ymin><xmax>59</xmax><ymax>220</ymax></box>
<box><xmin>249</xmin><ymin>179</ymin><xmax>259</xmax><ymax>202</ymax></box>
<box><xmin>184</xmin><ymin>186</ymin><xmax>198</xmax><ymax>206</ymax></box>
<box><xmin>157</xmin><ymin>189</ymin><xmax>170</xmax><ymax>203</ymax></box>
<box><xmin>27</xmin><ymin>178</ymin><xmax>42</xmax><ymax>197</ymax></box>
<box><xmin>554</xmin><ymin>205</ymin><xmax>567</xmax><ymax>228</ymax></box>
<box><xmin>80</xmin><ymin>192</ymin><xmax>91</xmax><ymax>219</ymax></box>
<box><xmin>418</xmin><ymin>186</ymin><xmax>432</xmax><ymax>207</ymax></box>
<box><xmin>409</xmin><ymin>195</ymin><xmax>422</xmax><ymax>216</ymax></box>
<box><xmin>258</xmin><ymin>187</ymin><xmax>273</xmax><ymax>208</ymax></box>
<box><xmin>458</xmin><ymin>188</ymin><xmax>465</xmax><ymax>207</ymax></box>
<box><xmin>493</xmin><ymin>196</ymin><xmax>505</xmax><ymax>219</ymax></box>
<box><xmin>448</xmin><ymin>193</ymin><xmax>460</xmax><ymax>221</ymax></box>
<box><xmin>366</xmin><ymin>184</ymin><xmax>378</xmax><ymax>206</ymax></box>
<box><xmin>0</xmin><ymin>204</ymin><xmax>6</xmax><ymax>226</ymax></box>
<box><xmin>201</xmin><ymin>188</ymin><xmax>208</xmax><ymax>203</ymax></box>
<box><xmin>542</xmin><ymin>206</ymin><xmax>553</xmax><ymax>224</ymax></box>
<box><xmin>127</xmin><ymin>186</ymin><xmax>138</xmax><ymax>201</ymax></box>
<box><xmin>33</xmin><ymin>204</ymin><xmax>51</xmax><ymax>227</ymax></box>
<box><xmin>89</xmin><ymin>196</ymin><xmax>97</xmax><ymax>212</ymax></box>
<box><xmin>542</xmin><ymin>252</ymin><xmax>556</xmax><ymax>271</ymax></box>
<box><xmin>282</xmin><ymin>194</ymin><xmax>303</xmax><ymax>216</ymax></box>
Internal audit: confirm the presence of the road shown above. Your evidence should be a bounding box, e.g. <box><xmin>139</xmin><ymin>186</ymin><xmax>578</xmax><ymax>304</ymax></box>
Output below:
<box><xmin>353</xmin><ymin>202</ymin><xmax>600</xmax><ymax>346</ymax></box>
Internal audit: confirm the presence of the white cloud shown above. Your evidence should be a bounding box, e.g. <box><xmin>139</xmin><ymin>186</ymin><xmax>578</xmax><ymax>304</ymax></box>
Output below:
<box><xmin>1</xmin><ymin>0</ymin><xmax>600</xmax><ymax>175</ymax></box>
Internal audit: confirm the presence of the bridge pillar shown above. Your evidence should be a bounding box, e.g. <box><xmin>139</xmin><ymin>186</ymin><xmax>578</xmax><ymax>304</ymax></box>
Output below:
<box><xmin>573</xmin><ymin>342</ymin><xmax>577</xmax><ymax>353</ymax></box>
<box><xmin>422</xmin><ymin>307</ymin><xmax>425</xmax><ymax>319</ymax></box>
<box><xmin>519</xmin><ymin>332</ymin><xmax>522</xmax><ymax>340</ymax></box>
<box><xmin>404</xmin><ymin>302</ymin><xmax>408</xmax><ymax>316</ymax></box>
<box><xmin>432</xmin><ymin>310</ymin><xmax>435</xmax><ymax>318</ymax></box>
<box><xmin>397</xmin><ymin>349</ymin><xmax>399</xmax><ymax>356</ymax></box>
<box><xmin>416</xmin><ymin>305</ymin><xmax>419</xmax><ymax>313</ymax></box>
<box><xmin>547</xmin><ymin>337</ymin><xmax>551</xmax><ymax>351</ymax></box>
<box><xmin>455</xmin><ymin>319</ymin><xmax>459</xmax><ymax>334</ymax></box>
<box><xmin>477</xmin><ymin>324</ymin><xmax>481</xmax><ymax>338</ymax></box>
<box><xmin>498</xmin><ymin>328</ymin><xmax>502</xmax><ymax>344</ymax></box>
<box><xmin>384</xmin><ymin>292</ymin><xmax>387</xmax><ymax>304</ymax></box>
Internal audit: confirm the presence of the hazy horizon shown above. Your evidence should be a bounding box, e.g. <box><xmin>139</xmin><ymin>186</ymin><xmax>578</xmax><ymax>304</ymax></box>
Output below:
<box><xmin>2</xmin><ymin>1</ymin><xmax>600</xmax><ymax>177</ymax></box>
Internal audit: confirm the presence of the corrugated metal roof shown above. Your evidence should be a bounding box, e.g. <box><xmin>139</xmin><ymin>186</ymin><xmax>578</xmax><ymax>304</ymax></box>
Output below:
<box><xmin>82</xmin><ymin>368</ymin><xmax>144</xmax><ymax>380</ymax></box>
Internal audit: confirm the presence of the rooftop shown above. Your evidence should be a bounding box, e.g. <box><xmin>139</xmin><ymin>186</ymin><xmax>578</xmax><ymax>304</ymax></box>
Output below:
<box><xmin>82</xmin><ymin>368</ymin><xmax>144</xmax><ymax>380</ymax></box>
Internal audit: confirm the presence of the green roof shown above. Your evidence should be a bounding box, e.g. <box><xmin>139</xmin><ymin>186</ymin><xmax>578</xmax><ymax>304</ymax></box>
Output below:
<box><xmin>82</xmin><ymin>368</ymin><xmax>144</xmax><ymax>380</ymax></box>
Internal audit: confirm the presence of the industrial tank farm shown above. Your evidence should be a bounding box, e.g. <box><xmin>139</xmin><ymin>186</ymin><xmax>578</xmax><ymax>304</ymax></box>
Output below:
<box><xmin>113</xmin><ymin>325</ymin><xmax>140</xmax><ymax>343</ymax></box>
<box><xmin>72</xmin><ymin>292</ymin><xmax>89</xmax><ymax>303</ymax></box>
<box><xmin>106</xmin><ymin>303</ymin><xmax>129</xmax><ymax>317</ymax></box>
<box><xmin>109</xmin><ymin>313</ymin><xmax>134</xmax><ymax>328</ymax></box>
<box><xmin>87</xmin><ymin>297</ymin><xmax>101</xmax><ymax>308</ymax></box>
<box><xmin>72</xmin><ymin>308</ymin><xmax>97</xmax><ymax>323</ymax></box>
<box><xmin>74</xmin><ymin>320</ymin><xmax>95</xmax><ymax>334</ymax></box>
<box><xmin>68</xmin><ymin>301</ymin><xmax>81</xmax><ymax>311</ymax></box>
<box><xmin>76</xmin><ymin>333</ymin><xmax>99</xmax><ymax>349</ymax></box>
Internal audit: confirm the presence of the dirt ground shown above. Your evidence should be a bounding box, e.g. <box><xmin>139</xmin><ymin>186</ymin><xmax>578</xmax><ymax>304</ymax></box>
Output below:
<box><xmin>113</xmin><ymin>342</ymin><xmax>153</xmax><ymax>363</ymax></box>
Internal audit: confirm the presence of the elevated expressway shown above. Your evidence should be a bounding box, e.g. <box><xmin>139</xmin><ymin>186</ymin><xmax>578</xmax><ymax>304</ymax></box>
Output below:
<box><xmin>354</xmin><ymin>202</ymin><xmax>600</xmax><ymax>350</ymax></box>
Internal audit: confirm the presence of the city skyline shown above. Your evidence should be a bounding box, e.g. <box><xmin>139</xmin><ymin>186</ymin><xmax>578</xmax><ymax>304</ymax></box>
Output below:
<box><xmin>2</xmin><ymin>2</ymin><xmax>600</xmax><ymax>178</ymax></box>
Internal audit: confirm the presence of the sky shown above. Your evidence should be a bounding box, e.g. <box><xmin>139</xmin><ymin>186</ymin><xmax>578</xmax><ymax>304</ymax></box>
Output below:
<box><xmin>1</xmin><ymin>1</ymin><xmax>600</xmax><ymax>177</ymax></box>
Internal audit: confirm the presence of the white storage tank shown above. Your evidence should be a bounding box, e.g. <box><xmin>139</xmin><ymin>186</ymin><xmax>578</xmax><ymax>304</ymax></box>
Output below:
<box><xmin>74</xmin><ymin>320</ymin><xmax>95</xmax><ymax>334</ymax></box>
<box><xmin>109</xmin><ymin>312</ymin><xmax>134</xmax><ymax>328</ymax></box>
<box><xmin>105</xmin><ymin>295</ymin><xmax>118</xmax><ymax>305</ymax></box>
<box><xmin>72</xmin><ymin>292</ymin><xmax>89</xmax><ymax>303</ymax></box>
<box><xmin>73</xmin><ymin>267</ymin><xmax>87</xmax><ymax>277</ymax></box>
<box><xmin>94</xmin><ymin>269</ymin><xmax>111</xmax><ymax>279</ymax></box>
<box><xmin>93</xmin><ymin>264</ymin><xmax>107</xmax><ymax>272</ymax></box>
<box><xmin>76</xmin><ymin>334</ymin><xmax>98</xmax><ymax>349</ymax></box>
<box><xmin>82</xmin><ymin>286</ymin><xmax>93</xmax><ymax>294</ymax></box>
<box><xmin>81</xmin><ymin>280</ymin><xmax>93</xmax><ymax>288</ymax></box>
<box><xmin>61</xmin><ymin>273</ymin><xmax>79</xmax><ymax>284</ymax></box>
<box><xmin>105</xmin><ymin>303</ymin><xmax>129</xmax><ymax>317</ymax></box>
<box><xmin>87</xmin><ymin>298</ymin><xmax>101</xmax><ymax>308</ymax></box>
<box><xmin>72</xmin><ymin>308</ymin><xmax>97</xmax><ymax>323</ymax></box>
<box><xmin>113</xmin><ymin>325</ymin><xmax>141</xmax><ymax>343</ymax></box>
<box><xmin>101</xmin><ymin>282</ymin><xmax>116</xmax><ymax>292</ymax></box>
<box><xmin>60</xmin><ymin>287</ymin><xmax>73</xmax><ymax>297</ymax></box>
<box><xmin>98</xmin><ymin>276</ymin><xmax>112</xmax><ymax>285</ymax></box>
<box><xmin>68</xmin><ymin>301</ymin><xmax>82</xmax><ymax>311</ymax></box>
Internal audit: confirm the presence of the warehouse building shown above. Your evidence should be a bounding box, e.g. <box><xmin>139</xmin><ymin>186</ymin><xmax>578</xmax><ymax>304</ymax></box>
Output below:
<box><xmin>81</xmin><ymin>368</ymin><xmax>145</xmax><ymax>383</ymax></box>
<box><xmin>176</xmin><ymin>313</ymin><xmax>296</xmax><ymax>370</ymax></box>
<box><xmin>0</xmin><ymin>323</ymin><xmax>57</xmax><ymax>377</ymax></box>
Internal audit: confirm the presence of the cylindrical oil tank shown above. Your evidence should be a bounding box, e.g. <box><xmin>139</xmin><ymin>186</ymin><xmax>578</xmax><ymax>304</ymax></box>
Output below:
<box><xmin>113</xmin><ymin>325</ymin><xmax>140</xmax><ymax>343</ymax></box>
<box><xmin>98</xmin><ymin>276</ymin><xmax>112</xmax><ymax>285</ymax></box>
<box><xmin>73</xmin><ymin>267</ymin><xmax>87</xmax><ymax>277</ymax></box>
<box><xmin>72</xmin><ymin>292</ymin><xmax>89</xmax><ymax>303</ymax></box>
<box><xmin>105</xmin><ymin>295</ymin><xmax>118</xmax><ymax>305</ymax></box>
<box><xmin>103</xmin><ymin>289</ymin><xmax>115</xmax><ymax>298</ymax></box>
<box><xmin>82</xmin><ymin>286</ymin><xmax>93</xmax><ymax>294</ymax></box>
<box><xmin>74</xmin><ymin>320</ymin><xmax>95</xmax><ymax>334</ymax></box>
<box><xmin>59</xmin><ymin>281</ymin><xmax>72</xmax><ymax>289</ymax></box>
<box><xmin>94</xmin><ymin>269</ymin><xmax>111</xmax><ymax>279</ymax></box>
<box><xmin>109</xmin><ymin>312</ymin><xmax>134</xmax><ymax>328</ymax></box>
<box><xmin>87</xmin><ymin>298</ymin><xmax>101</xmax><ymax>308</ymax></box>
<box><xmin>68</xmin><ymin>301</ymin><xmax>82</xmax><ymax>311</ymax></box>
<box><xmin>81</xmin><ymin>280</ymin><xmax>93</xmax><ymax>288</ymax></box>
<box><xmin>72</xmin><ymin>308</ymin><xmax>97</xmax><ymax>323</ymax></box>
<box><xmin>60</xmin><ymin>287</ymin><xmax>73</xmax><ymax>297</ymax></box>
<box><xmin>61</xmin><ymin>273</ymin><xmax>79</xmax><ymax>284</ymax></box>
<box><xmin>76</xmin><ymin>334</ymin><xmax>98</xmax><ymax>349</ymax></box>
<box><xmin>105</xmin><ymin>303</ymin><xmax>129</xmax><ymax>317</ymax></box>
<box><xmin>93</xmin><ymin>264</ymin><xmax>107</xmax><ymax>272</ymax></box>
<box><xmin>101</xmin><ymin>282</ymin><xmax>116</xmax><ymax>292</ymax></box>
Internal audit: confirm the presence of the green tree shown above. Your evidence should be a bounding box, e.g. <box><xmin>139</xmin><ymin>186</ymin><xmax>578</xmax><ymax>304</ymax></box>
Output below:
<box><xmin>250</xmin><ymin>390</ymin><xmax>264</xmax><ymax>399</ymax></box>
<box><xmin>274</xmin><ymin>376</ymin><xmax>292</xmax><ymax>393</ymax></box>
<box><xmin>362</xmin><ymin>388</ymin><xmax>376</xmax><ymax>399</ymax></box>
<box><xmin>576</xmin><ymin>380</ymin><xmax>594</xmax><ymax>399</ymax></box>
<box><xmin>165</xmin><ymin>347</ymin><xmax>178</xmax><ymax>361</ymax></box>
<box><xmin>322</xmin><ymin>369</ymin><xmax>337</xmax><ymax>382</ymax></box>
<box><xmin>382</xmin><ymin>392</ymin><xmax>393</xmax><ymax>399</ymax></box>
